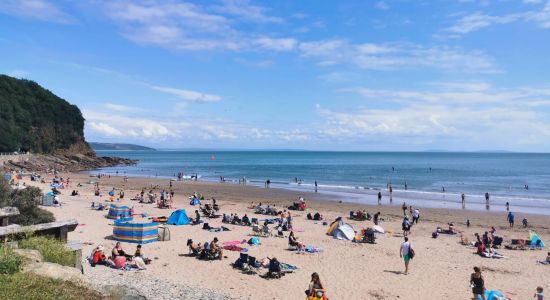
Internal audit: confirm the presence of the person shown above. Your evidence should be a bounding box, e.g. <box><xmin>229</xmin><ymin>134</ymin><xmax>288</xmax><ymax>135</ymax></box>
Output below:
<box><xmin>535</xmin><ymin>286</ymin><xmax>544</xmax><ymax>300</ymax></box>
<box><xmin>404</xmin><ymin>182</ymin><xmax>408</xmax><ymax>190</ymax></box>
<box><xmin>467</xmin><ymin>219</ymin><xmax>470</xmax><ymax>228</ymax></box>
<box><xmin>193</xmin><ymin>210</ymin><xmax>201</xmax><ymax>225</ymax></box>
<box><xmin>507</xmin><ymin>211</ymin><xmax>515</xmax><ymax>228</ymax></box>
<box><xmin>402</xmin><ymin>216</ymin><xmax>411</xmax><ymax>237</ymax></box>
<box><xmin>377</xmin><ymin>191</ymin><xmax>382</xmax><ymax>205</ymax></box>
<box><xmin>210</xmin><ymin>237</ymin><xmax>223</xmax><ymax>259</ymax></box>
<box><xmin>399</xmin><ymin>237</ymin><xmax>413</xmax><ymax>275</ymax></box>
<box><xmin>112</xmin><ymin>242</ymin><xmax>129</xmax><ymax>258</ymax></box>
<box><xmin>412</xmin><ymin>208</ymin><xmax>420</xmax><ymax>224</ymax></box>
<box><xmin>402</xmin><ymin>202</ymin><xmax>407</xmax><ymax>216</ymax></box>
<box><xmin>373</xmin><ymin>212</ymin><xmax>380</xmax><ymax>225</ymax></box>
<box><xmin>119</xmin><ymin>190</ymin><xmax>125</xmax><ymax>200</ymax></box>
<box><xmin>305</xmin><ymin>272</ymin><xmax>327</xmax><ymax>300</ymax></box>
<box><xmin>187</xmin><ymin>239</ymin><xmax>202</xmax><ymax>256</ymax></box>
<box><xmin>523</xmin><ymin>218</ymin><xmax>529</xmax><ymax>228</ymax></box>
<box><xmin>470</xmin><ymin>266</ymin><xmax>486</xmax><ymax>300</ymax></box>
<box><xmin>389</xmin><ymin>185</ymin><xmax>393</xmax><ymax>202</ymax></box>
<box><xmin>485</xmin><ymin>192</ymin><xmax>490</xmax><ymax>205</ymax></box>
<box><xmin>314</xmin><ymin>180</ymin><xmax>318</xmax><ymax>192</ymax></box>
<box><xmin>506</xmin><ymin>202</ymin><xmax>510</xmax><ymax>211</ymax></box>
<box><xmin>133</xmin><ymin>245</ymin><xmax>148</xmax><ymax>269</ymax></box>
<box><xmin>461</xmin><ymin>193</ymin><xmax>466</xmax><ymax>208</ymax></box>
<box><xmin>91</xmin><ymin>245</ymin><xmax>109</xmax><ymax>267</ymax></box>
<box><xmin>289</xmin><ymin>231</ymin><xmax>304</xmax><ymax>251</ymax></box>
<box><xmin>242</xmin><ymin>214</ymin><xmax>251</xmax><ymax>226</ymax></box>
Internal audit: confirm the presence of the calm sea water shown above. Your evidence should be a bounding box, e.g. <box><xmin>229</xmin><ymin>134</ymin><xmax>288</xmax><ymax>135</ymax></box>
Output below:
<box><xmin>91</xmin><ymin>151</ymin><xmax>550</xmax><ymax>215</ymax></box>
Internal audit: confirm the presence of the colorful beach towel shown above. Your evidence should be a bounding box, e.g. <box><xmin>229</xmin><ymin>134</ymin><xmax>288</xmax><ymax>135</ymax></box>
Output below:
<box><xmin>223</xmin><ymin>245</ymin><xmax>247</xmax><ymax>252</ymax></box>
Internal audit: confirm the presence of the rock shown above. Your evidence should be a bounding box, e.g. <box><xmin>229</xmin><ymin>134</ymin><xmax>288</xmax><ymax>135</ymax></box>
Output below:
<box><xmin>101</xmin><ymin>285</ymin><xmax>147</xmax><ymax>300</ymax></box>
<box><xmin>14</xmin><ymin>249</ymin><xmax>43</xmax><ymax>264</ymax></box>
<box><xmin>24</xmin><ymin>262</ymin><xmax>82</xmax><ymax>281</ymax></box>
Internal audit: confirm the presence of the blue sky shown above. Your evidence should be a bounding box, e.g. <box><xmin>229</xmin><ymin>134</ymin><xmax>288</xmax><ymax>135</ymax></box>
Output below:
<box><xmin>1</xmin><ymin>0</ymin><xmax>550</xmax><ymax>151</ymax></box>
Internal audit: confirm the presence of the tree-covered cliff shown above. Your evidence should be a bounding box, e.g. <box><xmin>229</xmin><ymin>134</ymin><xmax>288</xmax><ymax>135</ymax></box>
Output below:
<box><xmin>0</xmin><ymin>75</ymin><xmax>89</xmax><ymax>154</ymax></box>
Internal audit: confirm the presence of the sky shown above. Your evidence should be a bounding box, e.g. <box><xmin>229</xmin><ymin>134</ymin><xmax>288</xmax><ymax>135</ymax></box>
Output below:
<box><xmin>1</xmin><ymin>0</ymin><xmax>550</xmax><ymax>151</ymax></box>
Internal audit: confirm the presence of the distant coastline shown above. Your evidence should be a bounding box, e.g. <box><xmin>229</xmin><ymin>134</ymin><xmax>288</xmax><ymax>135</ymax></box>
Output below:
<box><xmin>89</xmin><ymin>142</ymin><xmax>156</xmax><ymax>151</ymax></box>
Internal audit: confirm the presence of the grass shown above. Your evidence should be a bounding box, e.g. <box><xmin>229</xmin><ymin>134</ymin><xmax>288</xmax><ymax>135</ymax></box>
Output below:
<box><xmin>0</xmin><ymin>273</ymin><xmax>102</xmax><ymax>300</ymax></box>
<box><xmin>19</xmin><ymin>236</ymin><xmax>75</xmax><ymax>267</ymax></box>
<box><xmin>0</xmin><ymin>246</ymin><xmax>22</xmax><ymax>275</ymax></box>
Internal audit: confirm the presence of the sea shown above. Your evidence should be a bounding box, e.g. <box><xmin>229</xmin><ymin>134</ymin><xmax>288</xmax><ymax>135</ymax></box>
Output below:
<box><xmin>90</xmin><ymin>151</ymin><xmax>550</xmax><ymax>216</ymax></box>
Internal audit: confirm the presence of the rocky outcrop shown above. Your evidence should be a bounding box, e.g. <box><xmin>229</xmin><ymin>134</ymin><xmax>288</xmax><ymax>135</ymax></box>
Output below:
<box><xmin>3</xmin><ymin>153</ymin><xmax>136</xmax><ymax>172</ymax></box>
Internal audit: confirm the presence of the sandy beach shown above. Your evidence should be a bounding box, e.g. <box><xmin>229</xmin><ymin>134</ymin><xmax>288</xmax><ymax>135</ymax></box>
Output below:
<box><xmin>24</xmin><ymin>172</ymin><xmax>550</xmax><ymax>300</ymax></box>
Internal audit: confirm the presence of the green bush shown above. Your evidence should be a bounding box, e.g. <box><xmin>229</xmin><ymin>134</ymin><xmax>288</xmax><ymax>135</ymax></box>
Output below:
<box><xmin>0</xmin><ymin>246</ymin><xmax>22</xmax><ymax>275</ymax></box>
<box><xmin>0</xmin><ymin>273</ymin><xmax>102</xmax><ymax>300</ymax></box>
<box><xmin>19</xmin><ymin>237</ymin><xmax>75</xmax><ymax>267</ymax></box>
<box><xmin>0</xmin><ymin>179</ymin><xmax>55</xmax><ymax>226</ymax></box>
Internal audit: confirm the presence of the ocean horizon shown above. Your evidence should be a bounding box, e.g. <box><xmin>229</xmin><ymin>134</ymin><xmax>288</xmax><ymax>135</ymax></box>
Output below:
<box><xmin>91</xmin><ymin>150</ymin><xmax>550</xmax><ymax>215</ymax></box>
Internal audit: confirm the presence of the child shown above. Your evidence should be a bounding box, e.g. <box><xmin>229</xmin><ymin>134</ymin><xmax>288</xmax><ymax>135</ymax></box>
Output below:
<box><xmin>535</xmin><ymin>286</ymin><xmax>544</xmax><ymax>300</ymax></box>
<box><xmin>466</xmin><ymin>219</ymin><xmax>470</xmax><ymax>228</ymax></box>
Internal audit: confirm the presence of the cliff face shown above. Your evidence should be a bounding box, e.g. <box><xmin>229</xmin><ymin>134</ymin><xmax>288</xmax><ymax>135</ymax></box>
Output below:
<box><xmin>0</xmin><ymin>75</ymin><xmax>136</xmax><ymax>171</ymax></box>
<box><xmin>0</xmin><ymin>75</ymin><xmax>91</xmax><ymax>154</ymax></box>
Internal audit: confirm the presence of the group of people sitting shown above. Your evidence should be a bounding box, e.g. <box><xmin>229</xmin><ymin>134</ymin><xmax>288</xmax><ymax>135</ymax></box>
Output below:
<box><xmin>474</xmin><ymin>229</ymin><xmax>504</xmax><ymax>258</ymax></box>
<box><xmin>349</xmin><ymin>210</ymin><xmax>371</xmax><ymax>221</ymax></box>
<box><xmin>255</xmin><ymin>203</ymin><xmax>281</xmax><ymax>216</ymax></box>
<box><xmin>90</xmin><ymin>242</ymin><xmax>150</xmax><ymax>270</ymax></box>
<box><xmin>187</xmin><ymin>237</ymin><xmax>224</xmax><ymax>260</ymax></box>
<box><xmin>222</xmin><ymin>213</ymin><xmax>252</xmax><ymax>226</ymax></box>
<box><xmin>288</xmin><ymin>197</ymin><xmax>307</xmax><ymax>211</ymax></box>
<box><xmin>200</xmin><ymin>200</ymin><xmax>220</xmax><ymax>217</ymax></box>
<box><xmin>307</xmin><ymin>212</ymin><xmax>323</xmax><ymax>221</ymax></box>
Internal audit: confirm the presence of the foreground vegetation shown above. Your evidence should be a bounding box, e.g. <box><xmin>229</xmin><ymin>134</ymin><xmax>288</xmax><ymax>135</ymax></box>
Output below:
<box><xmin>1</xmin><ymin>241</ymin><xmax>100</xmax><ymax>300</ymax></box>
<box><xmin>0</xmin><ymin>272</ymin><xmax>102</xmax><ymax>300</ymax></box>
<box><xmin>19</xmin><ymin>236</ymin><xmax>75</xmax><ymax>266</ymax></box>
<box><xmin>0</xmin><ymin>178</ymin><xmax>54</xmax><ymax>226</ymax></box>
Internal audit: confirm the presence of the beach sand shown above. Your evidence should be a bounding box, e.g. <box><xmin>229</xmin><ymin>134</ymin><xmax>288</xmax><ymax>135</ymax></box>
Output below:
<box><xmin>24</xmin><ymin>173</ymin><xmax>550</xmax><ymax>300</ymax></box>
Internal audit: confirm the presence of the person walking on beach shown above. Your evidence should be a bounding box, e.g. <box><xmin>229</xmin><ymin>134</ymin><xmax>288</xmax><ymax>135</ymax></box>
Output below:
<box><xmin>461</xmin><ymin>193</ymin><xmax>466</xmax><ymax>209</ymax></box>
<box><xmin>389</xmin><ymin>185</ymin><xmax>393</xmax><ymax>202</ymax></box>
<box><xmin>507</xmin><ymin>211</ymin><xmax>515</xmax><ymax>228</ymax></box>
<box><xmin>402</xmin><ymin>202</ymin><xmax>407</xmax><ymax>216</ymax></box>
<box><xmin>402</xmin><ymin>216</ymin><xmax>411</xmax><ymax>237</ymax></box>
<box><xmin>404</xmin><ymin>181</ymin><xmax>408</xmax><ymax>190</ymax></box>
<box><xmin>470</xmin><ymin>267</ymin><xmax>486</xmax><ymax>300</ymax></box>
<box><xmin>377</xmin><ymin>191</ymin><xmax>382</xmax><ymax>205</ymax></box>
<box><xmin>314</xmin><ymin>181</ymin><xmax>318</xmax><ymax>192</ymax></box>
<box><xmin>485</xmin><ymin>192</ymin><xmax>490</xmax><ymax>205</ymax></box>
<box><xmin>399</xmin><ymin>237</ymin><xmax>413</xmax><ymax>275</ymax></box>
<box><xmin>412</xmin><ymin>208</ymin><xmax>420</xmax><ymax>224</ymax></box>
<box><xmin>506</xmin><ymin>202</ymin><xmax>510</xmax><ymax>211</ymax></box>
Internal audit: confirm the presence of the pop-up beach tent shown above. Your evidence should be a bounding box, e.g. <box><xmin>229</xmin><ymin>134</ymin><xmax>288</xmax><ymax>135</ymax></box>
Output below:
<box><xmin>113</xmin><ymin>220</ymin><xmax>158</xmax><ymax>244</ymax></box>
<box><xmin>327</xmin><ymin>221</ymin><xmax>355</xmax><ymax>240</ymax></box>
<box><xmin>189</xmin><ymin>198</ymin><xmax>201</xmax><ymax>206</ymax></box>
<box><xmin>107</xmin><ymin>205</ymin><xmax>133</xmax><ymax>222</ymax></box>
<box><xmin>166</xmin><ymin>209</ymin><xmax>191</xmax><ymax>225</ymax></box>
<box><xmin>530</xmin><ymin>230</ymin><xmax>545</xmax><ymax>248</ymax></box>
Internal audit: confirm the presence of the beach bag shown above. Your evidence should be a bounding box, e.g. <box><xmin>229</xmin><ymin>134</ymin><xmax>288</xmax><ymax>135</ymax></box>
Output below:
<box><xmin>409</xmin><ymin>247</ymin><xmax>415</xmax><ymax>259</ymax></box>
<box><xmin>158</xmin><ymin>226</ymin><xmax>170</xmax><ymax>241</ymax></box>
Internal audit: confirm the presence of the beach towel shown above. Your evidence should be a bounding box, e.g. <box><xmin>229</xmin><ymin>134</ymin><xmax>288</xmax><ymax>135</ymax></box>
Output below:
<box><xmin>304</xmin><ymin>245</ymin><xmax>322</xmax><ymax>253</ymax></box>
<box><xmin>478</xmin><ymin>290</ymin><xmax>506</xmax><ymax>300</ymax></box>
<box><xmin>223</xmin><ymin>245</ymin><xmax>247</xmax><ymax>252</ymax></box>
<box><xmin>223</xmin><ymin>240</ymin><xmax>244</xmax><ymax>246</ymax></box>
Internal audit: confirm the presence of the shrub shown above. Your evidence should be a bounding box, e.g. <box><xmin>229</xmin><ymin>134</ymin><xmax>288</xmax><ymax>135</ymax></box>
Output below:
<box><xmin>0</xmin><ymin>179</ymin><xmax>55</xmax><ymax>226</ymax></box>
<box><xmin>0</xmin><ymin>273</ymin><xmax>102</xmax><ymax>300</ymax></box>
<box><xmin>19</xmin><ymin>237</ymin><xmax>75</xmax><ymax>267</ymax></box>
<box><xmin>0</xmin><ymin>246</ymin><xmax>22</xmax><ymax>275</ymax></box>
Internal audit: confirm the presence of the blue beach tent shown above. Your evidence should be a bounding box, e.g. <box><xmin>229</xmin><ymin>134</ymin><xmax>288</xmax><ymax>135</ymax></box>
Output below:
<box><xmin>478</xmin><ymin>290</ymin><xmax>505</xmax><ymax>300</ymax></box>
<box><xmin>166</xmin><ymin>209</ymin><xmax>191</xmax><ymax>225</ymax></box>
<box><xmin>189</xmin><ymin>198</ymin><xmax>201</xmax><ymax>206</ymax></box>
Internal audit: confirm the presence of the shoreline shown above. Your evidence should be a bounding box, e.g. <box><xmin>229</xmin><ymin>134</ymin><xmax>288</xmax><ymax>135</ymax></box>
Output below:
<box><xmin>87</xmin><ymin>169</ymin><xmax>550</xmax><ymax>216</ymax></box>
<box><xmin>25</xmin><ymin>171</ymin><xmax>550</xmax><ymax>300</ymax></box>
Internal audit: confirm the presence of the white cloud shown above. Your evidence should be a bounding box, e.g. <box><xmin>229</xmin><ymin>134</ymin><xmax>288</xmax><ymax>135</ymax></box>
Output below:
<box><xmin>149</xmin><ymin>85</ymin><xmax>221</xmax><ymax>102</ymax></box>
<box><xmin>255</xmin><ymin>37</ymin><xmax>297</xmax><ymax>51</ymax></box>
<box><xmin>212</xmin><ymin>0</ymin><xmax>283</xmax><ymax>23</ymax></box>
<box><xmin>444</xmin><ymin>13</ymin><xmax>520</xmax><ymax>34</ymax></box>
<box><xmin>0</xmin><ymin>0</ymin><xmax>74</xmax><ymax>23</ymax></box>
<box><xmin>443</xmin><ymin>2</ymin><xmax>550</xmax><ymax>36</ymax></box>
<box><xmin>88</xmin><ymin>122</ymin><xmax>124</xmax><ymax>137</ymax></box>
<box><xmin>375</xmin><ymin>1</ymin><xmax>390</xmax><ymax>10</ymax></box>
<box><xmin>299</xmin><ymin>40</ymin><xmax>498</xmax><ymax>73</ymax></box>
<box><xmin>103</xmin><ymin>103</ymin><xmax>142</xmax><ymax>112</ymax></box>
<box><xmin>524</xmin><ymin>0</ymin><xmax>543</xmax><ymax>4</ymax></box>
<box><xmin>84</xmin><ymin>110</ymin><xmax>178</xmax><ymax>139</ymax></box>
